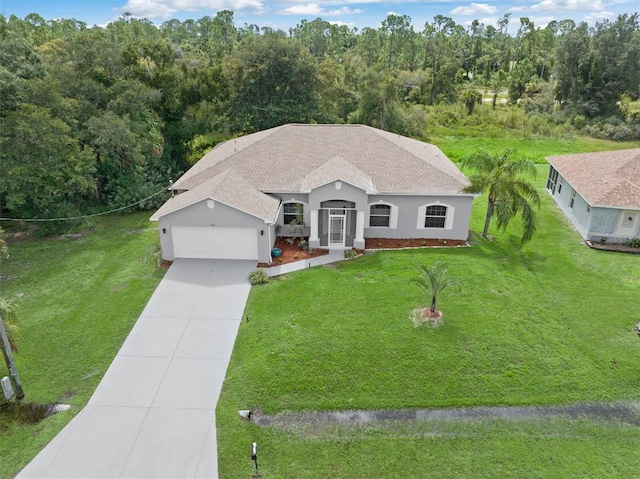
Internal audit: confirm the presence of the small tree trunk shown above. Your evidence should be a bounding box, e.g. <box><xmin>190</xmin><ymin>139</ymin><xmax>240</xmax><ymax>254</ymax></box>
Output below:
<box><xmin>482</xmin><ymin>201</ymin><xmax>495</xmax><ymax>239</ymax></box>
<box><xmin>430</xmin><ymin>295</ymin><xmax>437</xmax><ymax>313</ymax></box>
<box><xmin>0</xmin><ymin>316</ymin><xmax>24</xmax><ymax>400</ymax></box>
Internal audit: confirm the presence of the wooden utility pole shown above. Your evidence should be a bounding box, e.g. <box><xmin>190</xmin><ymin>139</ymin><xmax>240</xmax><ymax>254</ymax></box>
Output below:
<box><xmin>0</xmin><ymin>312</ymin><xmax>24</xmax><ymax>400</ymax></box>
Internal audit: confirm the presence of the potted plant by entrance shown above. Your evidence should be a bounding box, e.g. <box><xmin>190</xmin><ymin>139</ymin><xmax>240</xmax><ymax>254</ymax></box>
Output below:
<box><xmin>299</xmin><ymin>239</ymin><xmax>308</xmax><ymax>251</ymax></box>
<box><xmin>271</xmin><ymin>247</ymin><xmax>281</xmax><ymax>257</ymax></box>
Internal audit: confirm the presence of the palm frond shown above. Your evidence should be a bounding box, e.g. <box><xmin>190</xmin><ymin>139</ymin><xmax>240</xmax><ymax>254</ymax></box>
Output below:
<box><xmin>0</xmin><ymin>227</ymin><xmax>7</xmax><ymax>259</ymax></box>
<box><xmin>0</xmin><ymin>298</ymin><xmax>20</xmax><ymax>353</ymax></box>
<box><xmin>461</xmin><ymin>149</ymin><xmax>540</xmax><ymax>244</ymax></box>
<box><xmin>519</xmin><ymin>199</ymin><xmax>538</xmax><ymax>244</ymax></box>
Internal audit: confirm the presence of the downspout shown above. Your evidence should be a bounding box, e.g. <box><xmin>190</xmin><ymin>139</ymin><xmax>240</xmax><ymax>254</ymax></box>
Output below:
<box><xmin>267</xmin><ymin>222</ymin><xmax>273</xmax><ymax>264</ymax></box>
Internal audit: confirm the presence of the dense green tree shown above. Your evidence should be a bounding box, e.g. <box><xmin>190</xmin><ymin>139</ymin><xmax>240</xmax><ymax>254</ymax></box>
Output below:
<box><xmin>462</xmin><ymin>150</ymin><xmax>540</xmax><ymax>244</ymax></box>
<box><xmin>316</xmin><ymin>56</ymin><xmax>357</xmax><ymax>122</ymax></box>
<box><xmin>348</xmin><ymin>68</ymin><xmax>405</xmax><ymax>132</ymax></box>
<box><xmin>552</xmin><ymin>22</ymin><xmax>591</xmax><ymax>111</ymax></box>
<box><xmin>293</xmin><ymin>18</ymin><xmax>331</xmax><ymax>61</ymax></box>
<box><xmin>587</xmin><ymin>14</ymin><xmax>640</xmax><ymax>116</ymax></box>
<box><xmin>0</xmin><ymin>104</ymin><xmax>95</xmax><ymax>218</ymax></box>
<box><xmin>381</xmin><ymin>14</ymin><xmax>414</xmax><ymax>71</ymax></box>
<box><xmin>508</xmin><ymin>57</ymin><xmax>536</xmax><ymax>103</ymax></box>
<box><xmin>423</xmin><ymin>15</ymin><xmax>462</xmax><ymax>104</ymax></box>
<box><xmin>222</xmin><ymin>33</ymin><xmax>319</xmax><ymax>132</ymax></box>
<box><xmin>356</xmin><ymin>27</ymin><xmax>381</xmax><ymax>68</ymax></box>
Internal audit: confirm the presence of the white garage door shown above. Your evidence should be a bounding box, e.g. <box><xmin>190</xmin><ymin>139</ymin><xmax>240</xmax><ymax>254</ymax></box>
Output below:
<box><xmin>172</xmin><ymin>226</ymin><xmax>259</xmax><ymax>260</ymax></box>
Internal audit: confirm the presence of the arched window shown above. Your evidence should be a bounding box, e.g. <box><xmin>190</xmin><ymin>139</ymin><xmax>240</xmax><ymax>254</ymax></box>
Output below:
<box><xmin>425</xmin><ymin>205</ymin><xmax>447</xmax><ymax>228</ymax></box>
<box><xmin>417</xmin><ymin>202</ymin><xmax>454</xmax><ymax>230</ymax></box>
<box><xmin>367</xmin><ymin>201</ymin><xmax>398</xmax><ymax>228</ymax></box>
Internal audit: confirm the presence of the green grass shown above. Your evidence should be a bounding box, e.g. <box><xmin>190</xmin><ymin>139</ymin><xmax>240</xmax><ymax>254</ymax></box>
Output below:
<box><xmin>432</xmin><ymin>129</ymin><xmax>640</xmax><ymax>162</ymax></box>
<box><xmin>217</xmin><ymin>166</ymin><xmax>640</xmax><ymax>477</ymax></box>
<box><xmin>0</xmin><ymin>213</ymin><xmax>163</xmax><ymax>479</ymax></box>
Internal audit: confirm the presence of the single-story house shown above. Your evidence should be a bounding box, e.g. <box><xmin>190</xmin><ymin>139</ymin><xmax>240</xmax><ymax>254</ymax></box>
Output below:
<box><xmin>546</xmin><ymin>148</ymin><xmax>640</xmax><ymax>243</ymax></box>
<box><xmin>151</xmin><ymin>124</ymin><xmax>473</xmax><ymax>263</ymax></box>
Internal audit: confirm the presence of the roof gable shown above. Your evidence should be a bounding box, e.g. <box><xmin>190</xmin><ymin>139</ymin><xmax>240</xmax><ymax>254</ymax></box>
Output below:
<box><xmin>301</xmin><ymin>157</ymin><xmax>376</xmax><ymax>193</ymax></box>
<box><xmin>151</xmin><ymin>169</ymin><xmax>280</xmax><ymax>222</ymax></box>
<box><xmin>547</xmin><ymin>148</ymin><xmax>640</xmax><ymax>209</ymax></box>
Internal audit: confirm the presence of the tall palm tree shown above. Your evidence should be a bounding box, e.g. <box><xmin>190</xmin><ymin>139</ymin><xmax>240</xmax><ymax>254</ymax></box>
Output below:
<box><xmin>462</xmin><ymin>149</ymin><xmax>540</xmax><ymax>244</ymax></box>
<box><xmin>411</xmin><ymin>261</ymin><xmax>459</xmax><ymax>314</ymax></box>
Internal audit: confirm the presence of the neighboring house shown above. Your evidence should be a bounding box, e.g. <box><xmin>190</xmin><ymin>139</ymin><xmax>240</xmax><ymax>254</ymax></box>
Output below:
<box><xmin>151</xmin><ymin>124</ymin><xmax>473</xmax><ymax>263</ymax></box>
<box><xmin>546</xmin><ymin>148</ymin><xmax>640</xmax><ymax>243</ymax></box>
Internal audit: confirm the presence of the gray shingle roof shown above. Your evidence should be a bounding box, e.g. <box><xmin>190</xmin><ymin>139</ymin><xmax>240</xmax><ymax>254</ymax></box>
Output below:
<box><xmin>301</xmin><ymin>156</ymin><xmax>376</xmax><ymax>193</ymax></box>
<box><xmin>172</xmin><ymin>124</ymin><xmax>469</xmax><ymax>195</ymax></box>
<box><xmin>151</xmin><ymin>169</ymin><xmax>280</xmax><ymax>222</ymax></box>
<box><xmin>547</xmin><ymin>149</ymin><xmax>640</xmax><ymax>209</ymax></box>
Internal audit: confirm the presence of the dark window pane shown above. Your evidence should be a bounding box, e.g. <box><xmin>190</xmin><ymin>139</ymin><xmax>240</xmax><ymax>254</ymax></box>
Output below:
<box><xmin>424</xmin><ymin>216</ymin><xmax>446</xmax><ymax>228</ymax></box>
<box><xmin>370</xmin><ymin>216</ymin><xmax>390</xmax><ymax>227</ymax></box>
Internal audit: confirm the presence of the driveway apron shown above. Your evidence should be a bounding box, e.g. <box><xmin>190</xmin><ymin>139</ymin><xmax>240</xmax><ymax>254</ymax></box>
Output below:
<box><xmin>17</xmin><ymin>258</ymin><xmax>256</xmax><ymax>479</ymax></box>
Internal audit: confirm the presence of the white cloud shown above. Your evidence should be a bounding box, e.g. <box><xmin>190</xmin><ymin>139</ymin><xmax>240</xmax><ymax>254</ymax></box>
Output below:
<box><xmin>510</xmin><ymin>0</ymin><xmax>606</xmax><ymax>13</ymax></box>
<box><xmin>280</xmin><ymin>3</ymin><xmax>324</xmax><ymax>15</ymax></box>
<box><xmin>279</xmin><ymin>3</ymin><xmax>364</xmax><ymax>16</ymax></box>
<box><xmin>118</xmin><ymin>0</ymin><xmax>265</xmax><ymax>19</ymax></box>
<box><xmin>450</xmin><ymin>3</ymin><xmax>497</xmax><ymax>16</ymax></box>
<box><xmin>584</xmin><ymin>10</ymin><xmax>616</xmax><ymax>21</ymax></box>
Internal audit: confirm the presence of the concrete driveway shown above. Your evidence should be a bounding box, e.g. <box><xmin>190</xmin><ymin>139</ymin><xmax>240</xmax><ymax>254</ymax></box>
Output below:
<box><xmin>18</xmin><ymin>259</ymin><xmax>256</xmax><ymax>479</ymax></box>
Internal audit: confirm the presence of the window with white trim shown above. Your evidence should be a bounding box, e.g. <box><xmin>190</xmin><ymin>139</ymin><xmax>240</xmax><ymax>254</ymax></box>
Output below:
<box><xmin>424</xmin><ymin>205</ymin><xmax>447</xmax><ymax>228</ymax></box>
<box><xmin>417</xmin><ymin>202</ymin><xmax>455</xmax><ymax>230</ymax></box>
<box><xmin>369</xmin><ymin>204</ymin><xmax>391</xmax><ymax>227</ymax></box>
<box><xmin>569</xmin><ymin>190</ymin><xmax>576</xmax><ymax>209</ymax></box>
<box><xmin>283</xmin><ymin>202</ymin><xmax>304</xmax><ymax>225</ymax></box>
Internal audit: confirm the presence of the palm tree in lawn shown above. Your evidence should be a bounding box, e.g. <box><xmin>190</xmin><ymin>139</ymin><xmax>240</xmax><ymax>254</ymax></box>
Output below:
<box><xmin>462</xmin><ymin>149</ymin><xmax>540</xmax><ymax>244</ymax></box>
<box><xmin>411</xmin><ymin>261</ymin><xmax>459</xmax><ymax>315</ymax></box>
<box><xmin>0</xmin><ymin>226</ymin><xmax>24</xmax><ymax>399</ymax></box>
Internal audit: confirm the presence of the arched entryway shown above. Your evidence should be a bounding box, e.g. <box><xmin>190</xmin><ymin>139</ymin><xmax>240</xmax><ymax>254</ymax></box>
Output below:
<box><xmin>319</xmin><ymin>200</ymin><xmax>357</xmax><ymax>248</ymax></box>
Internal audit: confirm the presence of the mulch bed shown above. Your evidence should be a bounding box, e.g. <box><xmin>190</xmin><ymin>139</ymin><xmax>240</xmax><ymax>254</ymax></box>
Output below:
<box><xmin>586</xmin><ymin>241</ymin><xmax>640</xmax><ymax>254</ymax></box>
<box><xmin>258</xmin><ymin>237</ymin><xmax>469</xmax><ymax>267</ymax></box>
<box><xmin>257</xmin><ymin>237</ymin><xmax>329</xmax><ymax>267</ymax></box>
<box><xmin>365</xmin><ymin>238</ymin><xmax>468</xmax><ymax>249</ymax></box>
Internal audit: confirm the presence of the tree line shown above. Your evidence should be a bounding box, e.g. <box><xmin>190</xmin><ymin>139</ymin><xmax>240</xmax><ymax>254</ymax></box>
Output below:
<box><xmin>1</xmin><ymin>11</ymin><xmax>639</xmax><ymax>231</ymax></box>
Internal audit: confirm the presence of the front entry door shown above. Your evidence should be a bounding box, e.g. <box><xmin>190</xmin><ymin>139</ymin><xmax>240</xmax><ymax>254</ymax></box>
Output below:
<box><xmin>329</xmin><ymin>211</ymin><xmax>346</xmax><ymax>247</ymax></box>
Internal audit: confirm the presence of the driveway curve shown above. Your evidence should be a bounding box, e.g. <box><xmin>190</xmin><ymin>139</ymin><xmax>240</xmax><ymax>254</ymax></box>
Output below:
<box><xmin>18</xmin><ymin>259</ymin><xmax>256</xmax><ymax>479</ymax></box>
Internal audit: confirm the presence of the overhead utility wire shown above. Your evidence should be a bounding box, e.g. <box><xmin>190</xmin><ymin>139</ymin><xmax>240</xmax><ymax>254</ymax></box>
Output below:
<box><xmin>0</xmin><ymin>183</ymin><xmax>172</xmax><ymax>223</ymax></box>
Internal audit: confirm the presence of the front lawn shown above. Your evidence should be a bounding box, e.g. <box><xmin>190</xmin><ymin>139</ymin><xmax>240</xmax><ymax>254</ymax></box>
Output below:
<box><xmin>217</xmin><ymin>167</ymin><xmax>640</xmax><ymax>477</ymax></box>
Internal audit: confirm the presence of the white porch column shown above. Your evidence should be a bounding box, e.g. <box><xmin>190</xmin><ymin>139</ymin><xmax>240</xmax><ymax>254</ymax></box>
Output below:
<box><xmin>354</xmin><ymin>210</ymin><xmax>365</xmax><ymax>249</ymax></box>
<box><xmin>310</xmin><ymin>209</ymin><xmax>319</xmax><ymax>241</ymax></box>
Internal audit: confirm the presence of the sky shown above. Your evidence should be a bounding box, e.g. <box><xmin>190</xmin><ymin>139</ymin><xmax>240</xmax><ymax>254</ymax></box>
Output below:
<box><xmin>1</xmin><ymin>0</ymin><xmax>638</xmax><ymax>33</ymax></box>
